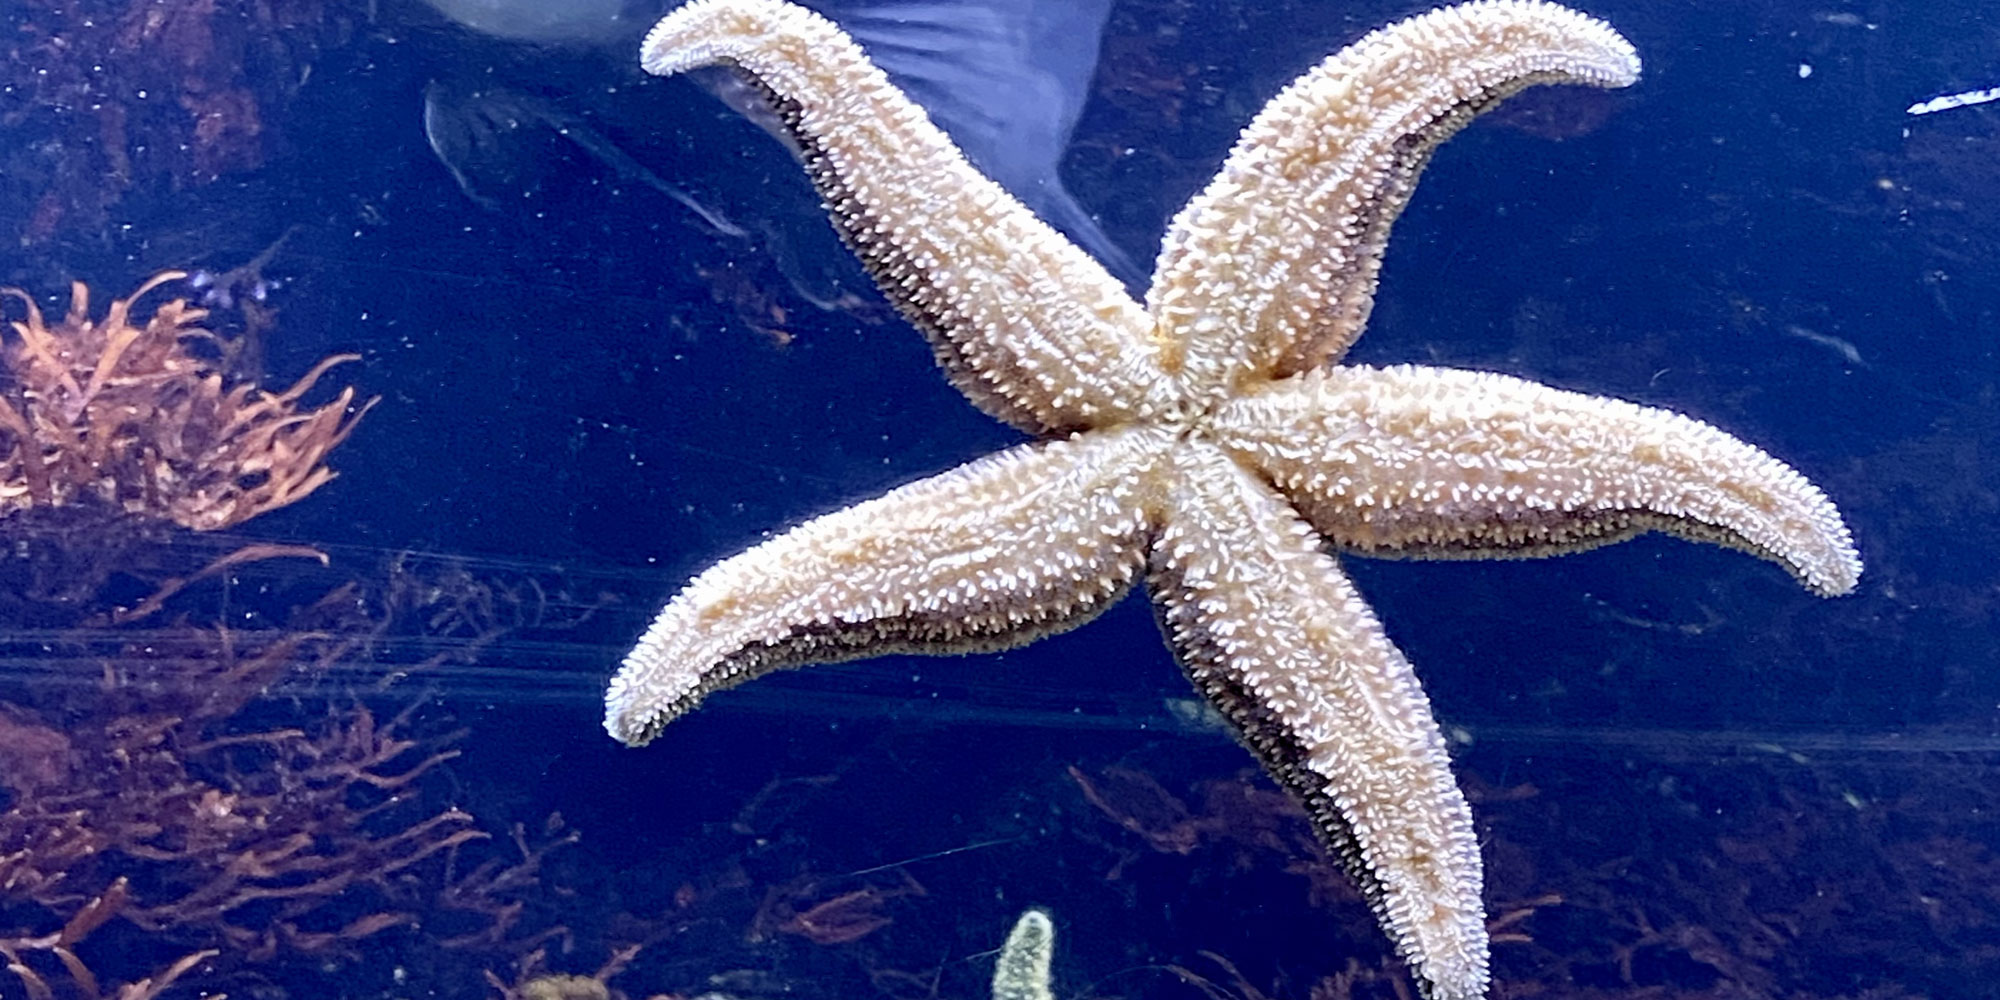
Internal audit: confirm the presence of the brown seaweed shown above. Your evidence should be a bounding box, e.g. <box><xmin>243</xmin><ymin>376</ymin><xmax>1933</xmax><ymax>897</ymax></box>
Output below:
<box><xmin>0</xmin><ymin>272</ymin><xmax>372</xmax><ymax>533</ymax></box>
<box><xmin>1</xmin><ymin>0</ymin><xmax>350</xmax><ymax>248</ymax></box>
<box><xmin>0</xmin><ymin>556</ymin><xmax>597</xmax><ymax>998</ymax></box>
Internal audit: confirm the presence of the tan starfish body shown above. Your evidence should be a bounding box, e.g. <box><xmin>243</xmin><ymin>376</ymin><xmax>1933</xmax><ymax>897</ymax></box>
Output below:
<box><xmin>610</xmin><ymin>3</ymin><xmax>1861</xmax><ymax>998</ymax></box>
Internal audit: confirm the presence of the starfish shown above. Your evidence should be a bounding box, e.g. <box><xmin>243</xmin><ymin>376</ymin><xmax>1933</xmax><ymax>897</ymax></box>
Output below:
<box><xmin>607</xmin><ymin>2</ymin><xmax>1861</xmax><ymax>998</ymax></box>
<box><xmin>992</xmin><ymin>908</ymin><xmax>1056</xmax><ymax>1000</ymax></box>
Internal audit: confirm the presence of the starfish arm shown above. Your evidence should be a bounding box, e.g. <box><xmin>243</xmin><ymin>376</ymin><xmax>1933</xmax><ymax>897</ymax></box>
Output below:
<box><xmin>1210</xmin><ymin>365</ymin><xmax>1863</xmax><ymax>596</ymax></box>
<box><xmin>640</xmin><ymin>0</ymin><xmax>1173</xmax><ymax>433</ymax></box>
<box><xmin>1150</xmin><ymin>443</ymin><xmax>1487</xmax><ymax>1000</ymax></box>
<box><xmin>991</xmin><ymin>909</ymin><xmax>1056</xmax><ymax>1000</ymax></box>
<box><xmin>606</xmin><ymin>426</ymin><xmax>1170</xmax><ymax>746</ymax></box>
<box><xmin>1147</xmin><ymin>1</ymin><xmax>1639</xmax><ymax>397</ymax></box>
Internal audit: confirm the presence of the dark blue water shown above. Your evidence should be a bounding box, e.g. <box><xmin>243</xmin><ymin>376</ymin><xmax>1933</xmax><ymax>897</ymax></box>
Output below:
<box><xmin>2</xmin><ymin>0</ymin><xmax>1996</xmax><ymax>998</ymax></box>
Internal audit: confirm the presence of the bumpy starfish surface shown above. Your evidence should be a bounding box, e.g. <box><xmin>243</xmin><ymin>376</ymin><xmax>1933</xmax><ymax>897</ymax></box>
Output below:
<box><xmin>991</xmin><ymin>909</ymin><xmax>1056</xmax><ymax>1000</ymax></box>
<box><xmin>609</xmin><ymin>2</ymin><xmax>1861</xmax><ymax>998</ymax></box>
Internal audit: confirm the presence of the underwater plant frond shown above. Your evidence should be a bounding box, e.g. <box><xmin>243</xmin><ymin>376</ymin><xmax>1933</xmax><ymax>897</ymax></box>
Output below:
<box><xmin>0</xmin><ymin>272</ymin><xmax>374</xmax><ymax>531</ymax></box>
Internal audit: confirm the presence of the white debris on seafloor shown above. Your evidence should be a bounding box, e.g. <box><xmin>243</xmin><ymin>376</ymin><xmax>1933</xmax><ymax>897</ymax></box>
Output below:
<box><xmin>1907</xmin><ymin>85</ymin><xmax>2000</xmax><ymax>116</ymax></box>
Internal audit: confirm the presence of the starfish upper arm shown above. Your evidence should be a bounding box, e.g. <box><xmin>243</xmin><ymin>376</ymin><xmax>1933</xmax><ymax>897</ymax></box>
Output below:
<box><xmin>1209</xmin><ymin>365</ymin><xmax>1863</xmax><ymax>596</ymax></box>
<box><xmin>641</xmin><ymin>0</ymin><xmax>1172</xmax><ymax>433</ymax></box>
<box><xmin>1147</xmin><ymin>1</ymin><xmax>1639</xmax><ymax>398</ymax></box>
<box><xmin>606</xmin><ymin>426</ymin><xmax>1171</xmax><ymax>746</ymax></box>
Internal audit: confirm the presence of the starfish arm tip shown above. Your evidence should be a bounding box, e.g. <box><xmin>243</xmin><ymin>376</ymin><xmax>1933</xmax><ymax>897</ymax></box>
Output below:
<box><xmin>1149</xmin><ymin>0</ymin><xmax>1646</xmax><ymax>389</ymax></box>
<box><xmin>638</xmin><ymin>0</ymin><xmax>1168</xmax><ymax>431</ymax></box>
<box><xmin>1211</xmin><ymin>366</ymin><xmax>1863</xmax><ymax>604</ymax></box>
<box><xmin>603</xmin><ymin>432</ymin><xmax>1167</xmax><ymax>748</ymax></box>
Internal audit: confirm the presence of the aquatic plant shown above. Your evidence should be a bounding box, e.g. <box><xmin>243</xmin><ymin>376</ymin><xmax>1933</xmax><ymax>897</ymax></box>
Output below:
<box><xmin>1</xmin><ymin>0</ymin><xmax>352</xmax><ymax>247</ymax></box>
<box><xmin>0</xmin><ymin>272</ymin><xmax>371</xmax><ymax>532</ymax></box>
<box><xmin>0</xmin><ymin>547</ymin><xmax>597</xmax><ymax>999</ymax></box>
<box><xmin>1061</xmin><ymin>750</ymin><xmax>2000</xmax><ymax>1000</ymax></box>
<box><xmin>0</xmin><ymin>622</ymin><xmax>470</xmax><ymax>997</ymax></box>
<box><xmin>0</xmin><ymin>379</ymin><xmax>599</xmax><ymax>999</ymax></box>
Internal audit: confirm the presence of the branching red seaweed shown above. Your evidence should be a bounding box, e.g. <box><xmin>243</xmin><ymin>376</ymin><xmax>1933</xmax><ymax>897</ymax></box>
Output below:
<box><xmin>1</xmin><ymin>273</ymin><xmax>373</xmax><ymax>533</ymax></box>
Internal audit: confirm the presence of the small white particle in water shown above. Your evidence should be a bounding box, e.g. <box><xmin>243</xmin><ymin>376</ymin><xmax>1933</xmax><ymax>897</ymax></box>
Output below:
<box><xmin>1797</xmin><ymin>63</ymin><xmax>1812</xmax><ymax>79</ymax></box>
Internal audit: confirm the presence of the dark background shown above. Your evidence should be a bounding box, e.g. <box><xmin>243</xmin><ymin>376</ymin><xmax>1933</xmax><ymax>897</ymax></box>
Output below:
<box><xmin>3</xmin><ymin>0</ymin><xmax>1997</xmax><ymax>996</ymax></box>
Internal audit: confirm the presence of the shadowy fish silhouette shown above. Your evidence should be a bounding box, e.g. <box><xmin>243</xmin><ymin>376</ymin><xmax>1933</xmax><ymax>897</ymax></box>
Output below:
<box><xmin>421</xmin><ymin>78</ymin><xmax>744</xmax><ymax>235</ymax></box>
<box><xmin>419</xmin><ymin>0</ymin><xmax>1138</xmax><ymax>282</ymax></box>
<box><xmin>421</xmin><ymin>0</ymin><xmax>643</xmax><ymax>43</ymax></box>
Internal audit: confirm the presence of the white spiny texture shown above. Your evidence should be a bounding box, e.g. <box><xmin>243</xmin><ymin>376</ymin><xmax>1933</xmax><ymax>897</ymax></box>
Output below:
<box><xmin>608</xmin><ymin>427</ymin><xmax>1169</xmax><ymax>747</ymax></box>
<box><xmin>640</xmin><ymin>0</ymin><xmax>1172</xmax><ymax>433</ymax></box>
<box><xmin>1152</xmin><ymin>443</ymin><xmax>1485</xmax><ymax>996</ymax></box>
<box><xmin>1212</xmin><ymin>366</ymin><xmax>1861</xmax><ymax>596</ymax></box>
<box><xmin>1147</xmin><ymin>0</ymin><xmax>1641</xmax><ymax>401</ymax></box>
<box><xmin>620</xmin><ymin>3</ymin><xmax>1862</xmax><ymax>999</ymax></box>
<box><xmin>990</xmin><ymin>909</ymin><xmax>1057</xmax><ymax>1000</ymax></box>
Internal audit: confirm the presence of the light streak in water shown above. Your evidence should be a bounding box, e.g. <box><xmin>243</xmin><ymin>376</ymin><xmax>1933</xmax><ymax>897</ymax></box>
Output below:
<box><xmin>1906</xmin><ymin>85</ymin><xmax>2000</xmax><ymax>115</ymax></box>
